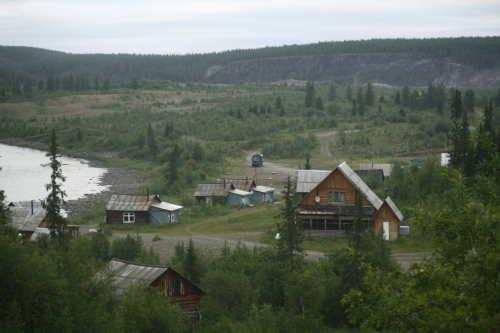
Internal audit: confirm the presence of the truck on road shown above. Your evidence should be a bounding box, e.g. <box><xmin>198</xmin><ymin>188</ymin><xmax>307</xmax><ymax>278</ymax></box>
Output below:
<box><xmin>252</xmin><ymin>154</ymin><xmax>263</xmax><ymax>167</ymax></box>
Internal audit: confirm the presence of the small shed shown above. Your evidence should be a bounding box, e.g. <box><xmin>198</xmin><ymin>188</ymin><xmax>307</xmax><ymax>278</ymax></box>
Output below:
<box><xmin>149</xmin><ymin>202</ymin><xmax>183</xmax><ymax>224</ymax></box>
<box><xmin>104</xmin><ymin>259</ymin><xmax>206</xmax><ymax>323</ymax></box>
<box><xmin>251</xmin><ymin>185</ymin><xmax>276</xmax><ymax>203</ymax></box>
<box><xmin>106</xmin><ymin>194</ymin><xmax>161</xmax><ymax>224</ymax></box>
<box><xmin>227</xmin><ymin>189</ymin><xmax>252</xmax><ymax>206</ymax></box>
<box><xmin>193</xmin><ymin>183</ymin><xmax>235</xmax><ymax>205</ymax></box>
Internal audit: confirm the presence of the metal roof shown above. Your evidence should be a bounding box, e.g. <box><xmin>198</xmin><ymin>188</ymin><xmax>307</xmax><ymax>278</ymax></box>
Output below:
<box><xmin>193</xmin><ymin>183</ymin><xmax>233</xmax><ymax>197</ymax></box>
<box><xmin>29</xmin><ymin>227</ymin><xmax>50</xmax><ymax>241</ymax></box>
<box><xmin>216</xmin><ymin>178</ymin><xmax>256</xmax><ymax>192</ymax></box>
<box><xmin>9</xmin><ymin>200</ymin><xmax>44</xmax><ymax>208</ymax></box>
<box><xmin>296</xmin><ymin>170</ymin><xmax>331</xmax><ymax>193</ymax></box>
<box><xmin>338</xmin><ymin>162</ymin><xmax>383</xmax><ymax>210</ymax></box>
<box><xmin>359</xmin><ymin>164</ymin><xmax>394</xmax><ymax>177</ymax></box>
<box><xmin>252</xmin><ymin>185</ymin><xmax>276</xmax><ymax>193</ymax></box>
<box><xmin>106</xmin><ymin>259</ymin><xmax>205</xmax><ymax>295</ymax></box>
<box><xmin>228</xmin><ymin>189</ymin><xmax>252</xmax><ymax>196</ymax></box>
<box><xmin>8</xmin><ymin>206</ymin><xmax>46</xmax><ymax>232</ymax></box>
<box><xmin>150</xmin><ymin>202</ymin><xmax>183</xmax><ymax>211</ymax></box>
<box><xmin>106</xmin><ymin>195</ymin><xmax>159</xmax><ymax>211</ymax></box>
<box><xmin>385</xmin><ymin>197</ymin><xmax>404</xmax><ymax>221</ymax></box>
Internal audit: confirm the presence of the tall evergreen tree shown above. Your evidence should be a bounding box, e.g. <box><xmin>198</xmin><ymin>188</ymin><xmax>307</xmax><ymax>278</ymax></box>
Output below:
<box><xmin>346</xmin><ymin>85</ymin><xmax>353</xmax><ymax>102</ymax></box>
<box><xmin>305</xmin><ymin>81</ymin><xmax>315</xmax><ymax>108</ymax></box>
<box><xmin>304</xmin><ymin>154</ymin><xmax>311</xmax><ymax>170</ymax></box>
<box><xmin>315</xmin><ymin>97</ymin><xmax>324</xmax><ymax>110</ymax></box>
<box><xmin>352</xmin><ymin>99</ymin><xmax>357</xmax><ymax>116</ymax></box>
<box><xmin>132</xmin><ymin>77</ymin><xmax>138</xmax><ymax>90</ymax></box>
<box><xmin>394</xmin><ymin>90</ymin><xmax>401</xmax><ymax>105</ymax></box>
<box><xmin>55</xmin><ymin>77</ymin><xmax>60</xmax><ymax>90</ymax></box>
<box><xmin>103</xmin><ymin>78</ymin><xmax>110</xmax><ymax>91</ymax></box>
<box><xmin>184</xmin><ymin>239</ymin><xmax>201</xmax><ymax>284</ymax></box>
<box><xmin>447</xmin><ymin>90</ymin><xmax>464</xmax><ymax>168</ymax></box>
<box><xmin>328</xmin><ymin>84</ymin><xmax>337</xmax><ymax>101</ymax></box>
<box><xmin>410</xmin><ymin>89</ymin><xmax>419</xmax><ymax>110</ymax></box>
<box><xmin>463</xmin><ymin>89</ymin><xmax>475</xmax><ymax>112</ymax></box>
<box><xmin>24</xmin><ymin>79</ymin><xmax>32</xmax><ymax>96</ymax></box>
<box><xmin>68</xmin><ymin>74</ymin><xmax>73</xmax><ymax>91</ymax></box>
<box><xmin>401</xmin><ymin>85</ymin><xmax>410</xmax><ymax>107</ymax></box>
<box><xmin>167</xmin><ymin>144</ymin><xmax>180</xmax><ymax>186</ymax></box>
<box><xmin>45</xmin><ymin>128</ymin><xmax>67</xmax><ymax>239</ymax></box>
<box><xmin>436</xmin><ymin>99</ymin><xmax>444</xmax><ymax>115</ymax></box>
<box><xmin>192</xmin><ymin>141</ymin><xmax>203</xmax><ymax>162</ymax></box>
<box><xmin>147</xmin><ymin>123</ymin><xmax>158</xmax><ymax>159</ymax></box>
<box><xmin>275</xmin><ymin>175</ymin><xmax>303</xmax><ymax>272</ymax></box>
<box><xmin>365</xmin><ymin>82</ymin><xmax>375</xmax><ymax>107</ymax></box>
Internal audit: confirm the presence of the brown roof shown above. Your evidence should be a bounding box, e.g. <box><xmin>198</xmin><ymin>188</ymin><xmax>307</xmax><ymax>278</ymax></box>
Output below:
<box><xmin>106</xmin><ymin>194</ymin><xmax>160</xmax><ymax>211</ymax></box>
<box><xmin>216</xmin><ymin>178</ymin><xmax>256</xmax><ymax>192</ymax></box>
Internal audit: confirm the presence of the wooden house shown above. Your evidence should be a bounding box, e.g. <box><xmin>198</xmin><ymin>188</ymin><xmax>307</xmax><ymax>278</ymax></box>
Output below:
<box><xmin>105</xmin><ymin>259</ymin><xmax>206</xmax><ymax>323</ymax></box>
<box><xmin>8</xmin><ymin>200</ymin><xmax>47</xmax><ymax>243</ymax></box>
<box><xmin>193</xmin><ymin>183</ymin><xmax>235</xmax><ymax>205</ymax></box>
<box><xmin>296</xmin><ymin>162</ymin><xmax>403</xmax><ymax>241</ymax></box>
<box><xmin>106</xmin><ymin>194</ymin><xmax>183</xmax><ymax>225</ymax></box>
<box><xmin>227</xmin><ymin>189</ymin><xmax>252</xmax><ymax>206</ymax></box>
<box><xmin>250</xmin><ymin>185</ymin><xmax>275</xmax><ymax>203</ymax></box>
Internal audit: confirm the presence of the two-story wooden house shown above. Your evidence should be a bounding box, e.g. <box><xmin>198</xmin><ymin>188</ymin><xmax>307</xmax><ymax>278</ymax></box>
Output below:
<box><xmin>296</xmin><ymin>162</ymin><xmax>403</xmax><ymax>241</ymax></box>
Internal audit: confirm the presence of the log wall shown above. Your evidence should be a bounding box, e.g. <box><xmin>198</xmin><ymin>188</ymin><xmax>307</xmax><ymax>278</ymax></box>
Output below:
<box><xmin>106</xmin><ymin>210</ymin><xmax>149</xmax><ymax>224</ymax></box>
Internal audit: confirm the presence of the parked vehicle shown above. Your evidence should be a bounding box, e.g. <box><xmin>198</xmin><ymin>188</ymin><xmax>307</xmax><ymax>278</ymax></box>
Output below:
<box><xmin>252</xmin><ymin>154</ymin><xmax>263</xmax><ymax>167</ymax></box>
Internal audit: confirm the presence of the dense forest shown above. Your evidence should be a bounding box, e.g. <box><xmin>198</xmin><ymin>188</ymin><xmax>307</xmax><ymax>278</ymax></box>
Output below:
<box><xmin>1</xmin><ymin>37</ymin><xmax>500</xmax><ymax>85</ymax></box>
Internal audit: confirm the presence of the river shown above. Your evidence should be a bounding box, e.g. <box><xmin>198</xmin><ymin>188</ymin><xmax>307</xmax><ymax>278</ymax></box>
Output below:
<box><xmin>0</xmin><ymin>143</ymin><xmax>109</xmax><ymax>207</ymax></box>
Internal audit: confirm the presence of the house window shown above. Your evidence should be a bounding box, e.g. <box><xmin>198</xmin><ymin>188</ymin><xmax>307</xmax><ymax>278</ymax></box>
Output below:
<box><xmin>123</xmin><ymin>212</ymin><xmax>135</xmax><ymax>223</ymax></box>
<box><xmin>329</xmin><ymin>191</ymin><xmax>345</xmax><ymax>204</ymax></box>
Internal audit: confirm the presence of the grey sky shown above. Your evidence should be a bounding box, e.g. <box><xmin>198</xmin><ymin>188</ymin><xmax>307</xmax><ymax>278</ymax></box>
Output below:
<box><xmin>1</xmin><ymin>0</ymin><xmax>499</xmax><ymax>55</ymax></box>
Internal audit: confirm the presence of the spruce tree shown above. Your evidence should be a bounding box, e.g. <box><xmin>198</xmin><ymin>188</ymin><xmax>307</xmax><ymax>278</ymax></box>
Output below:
<box><xmin>167</xmin><ymin>144</ymin><xmax>180</xmax><ymax>186</ymax></box>
<box><xmin>304</xmin><ymin>154</ymin><xmax>311</xmax><ymax>170</ymax></box>
<box><xmin>305</xmin><ymin>81</ymin><xmax>315</xmax><ymax>108</ymax></box>
<box><xmin>447</xmin><ymin>90</ymin><xmax>464</xmax><ymax>168</ymax></box>
<box><xmin>46</xmin><ymin>76</ymin><xmax>55</xmax><ymax>91</ymax></box>
<box><xmin>328</xmin><ymin>84</ymin><xmax>337</xmax><ymax>101</ymax></box>
<box><xmin>45</xmin><ymin>128</ymin><xmax>67</xmax><ymax>239</ymax></box>
<box><xmin>103</xmin><ymin>78</ymin><xmax>110</xmax><ymax>91</ymax></box>
<box><xmin>463</xmin><ymin>89</ymin><xmax>475</xmax><ymax>112</ymax></box>
<box><xmin>401</xmin><ymin>85</ymin><xmax>410</xmax><ymax>107</ymax></box>
<box><xmin>394</xmin><ymin>90</ymin><xmax>401</xmax><ymax>105</ymax></box>
<box><xmin>352</xmin><ymin>99</ymin><xmax>357</xmax><ymax>116</ymax></box>
<box><xmin>346</xmin><ymin>85</ymin><xmax>353</xmax><ymax>102</ymax></box>
<box><xmin>365</xmin><ymin>82</ymin><xmax>375</xmax><ymax>107</ymax></box>
<box><xmin>94</xmin><ymin>76</ymin><xmax>99</xmax><ymax>91</ymax></box>
<box><xmin>315</xmin><ymin>97</ymin><xmax>324</xmax><ymax>110</ymax></box>
<box><xmin>184</xmin><ymin>239</ymin><xmax>200</xmax><ymax>283</ymax></box>
<box><xmin>147</xmin><ymin>123</ymin><xmax>158</xmax><ymax>159</ymax></box>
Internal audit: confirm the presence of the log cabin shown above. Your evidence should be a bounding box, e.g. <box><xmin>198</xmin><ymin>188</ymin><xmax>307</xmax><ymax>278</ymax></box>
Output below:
<box><xmin>296</xmin><ymin>162</ymin><xmax>403</xmax><ymax>241</ymax></box>
<box><xmin>105</xmin><ymin>259</ymin><xmax>206</xmax><ymax>323</ymax></box>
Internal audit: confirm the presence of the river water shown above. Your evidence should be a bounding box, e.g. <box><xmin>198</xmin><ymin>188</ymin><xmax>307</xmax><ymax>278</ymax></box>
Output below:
<box><xmin>0</xmin><ymin>143</ymin><xmax>109</xmax><ymax>206</ymax></box>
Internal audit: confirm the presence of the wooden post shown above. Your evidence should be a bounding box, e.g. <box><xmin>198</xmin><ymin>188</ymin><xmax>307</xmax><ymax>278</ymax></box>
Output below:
<box><xmin>324</xmin><ymin>219</ymin><xmax>327</xmax><ymax>230</ymax></box>
<box><xmin>310</xmin><ymin>219</ymin><xmax>312</xmax><ymax>229</ymax></box>
<box><xmin>339</xmin><ymin>219</ymin><xmax>341</xmax><ymax>230</ymax></box>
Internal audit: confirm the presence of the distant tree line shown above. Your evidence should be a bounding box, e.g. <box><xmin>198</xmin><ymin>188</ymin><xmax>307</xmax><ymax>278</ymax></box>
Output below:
<box><xmin>1</xmin><ymin>36</ymin><xmax>499</xmax><ymax>85</ymax></box>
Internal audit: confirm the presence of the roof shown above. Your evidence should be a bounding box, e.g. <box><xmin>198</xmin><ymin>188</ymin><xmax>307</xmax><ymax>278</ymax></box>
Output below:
<box><xmin>252</xmin><ymin>185</ymin><xmax>276</xmax><ymax>193</ymax></box>
<box><xmin>106</xmin><ymin>259</ymin><xmax>205</xmax><ymax>295</ymax></box>
<box><xmin>216</xmin><ymin>178</ymin><xmax>256</xmax><ymax>192</ymax></box>
<box><xmin>193</xmin><ymin>183</ymin><xmax>234</xmax><ymax>197</ymax></box>
<box><xmin>8</xmin><ymin>200</ymin><xmax>44</xmax><ymax>208</ymax></box>
<box><xmin>296</xmin><ymin>170</ymin><xmax>331</xmax><ymax>193</ymax></box>
<box><xmin>150</xmin><ymin>202</ymin><xmax>183</xmax><ymax>211</ymax></box>
<box><xmin>385</xmin><ymin>197</ymin><xmax>404</xmax><ymax>221</ymax></box>
<box><xmin>8</xmin><ymin>206</ymin><xmax>46</xmax><ymax>232</ymax></box>
<box><xmin>338</xmin><ymin>162</ymin><xmax>383</xmax><ymax>210</ymax></box>
<box><xmin>359</xmin><ymin>164</ymin><xmax>394</xmax><ymax>177</ymax></box>
<box><xmin>228</xmin><ymin>189</ymin><xmax>252</xmax><ymax>196</ymax></box>
<box><xmin>29</xmin><ymin>227</ymin><xmax>50</xmax><ymax>241</ymax></box>
<box><xmin>354</xmin><ymin>169</ymin><xmax>385</xmax><ymax>183</ymax></box>
<box><xmin>106</xmin><ymin>195</ymin><xmax>160</xmax><ymax>211</ymax></box>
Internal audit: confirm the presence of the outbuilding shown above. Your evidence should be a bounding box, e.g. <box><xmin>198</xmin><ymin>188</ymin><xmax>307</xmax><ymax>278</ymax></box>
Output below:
<box><xmin>106</xmin><ymin>194</ymin><xmax>161</xmax><ymax>224</ymax></box>
<box><xmin>227</xmin><ymin>189</ymin><xmax>252</xmax><ymax>206</ymax></box>
<box><xmin>149</xmin><ymin>202</ymin><xmax>183</xmax><ymax>224</ymax></box>
<box><xmin>250</xmin><ymin>185</ymin><xmax>276</xmax><ymax>203</ymax></box>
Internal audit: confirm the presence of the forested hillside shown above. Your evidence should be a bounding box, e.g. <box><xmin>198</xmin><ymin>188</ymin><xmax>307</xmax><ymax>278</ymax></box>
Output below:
<box><xmin>1</xmin><ymin>37</ymin><xmax>500</xmax><ymax>86</ymax></box>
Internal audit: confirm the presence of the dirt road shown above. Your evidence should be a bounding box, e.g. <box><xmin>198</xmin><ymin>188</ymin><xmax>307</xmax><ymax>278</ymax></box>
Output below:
<box><xmin>245</xmin><ymin>151</ymin><xmax>298</xmax><ymax>191</ymax></box>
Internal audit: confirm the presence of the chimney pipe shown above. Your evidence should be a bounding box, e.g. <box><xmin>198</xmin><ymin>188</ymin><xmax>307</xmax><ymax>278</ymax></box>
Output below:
<box><xmin>147</xmin><ymin>187</ymin><xmax>149</xmax><ymax>198</ymax></box>
<box><xmin>31</xmin><ymin>200</ymin><xmax>33</xmax><ymax>215</ymax></box>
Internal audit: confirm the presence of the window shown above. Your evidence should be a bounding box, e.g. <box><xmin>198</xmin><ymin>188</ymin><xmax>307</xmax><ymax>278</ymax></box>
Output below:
<box><xmin>170</xmin><ymin>213</ymin><xmax>175</xmax><ymax>222</ymax></box>
<box><xmin>329</xmin><ymin>191</ymin><xmax>345</xmax><ymax>204</ymax></box>
<box><xmin>123</xmin><ymin>212</ymin><xmax>135</xmax><ymax>223</ymax></box>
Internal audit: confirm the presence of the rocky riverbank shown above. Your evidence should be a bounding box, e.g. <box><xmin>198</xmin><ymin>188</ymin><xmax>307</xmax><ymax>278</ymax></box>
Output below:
<box><xmin>62</xmin><ymin>160</ymin><xmax>149</xmax><ymax>218</ymax></box>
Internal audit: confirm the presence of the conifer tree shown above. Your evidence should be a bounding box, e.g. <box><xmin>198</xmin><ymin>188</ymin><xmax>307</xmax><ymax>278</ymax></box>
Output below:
<box><xmin>305</xmin><ymin>81</ymin><xmax>315</xmax><ymax>108</ymax></box>
<box><xmin>55</xmin><ymin>77</ymin><xmax>60</xmax><ymax>90</ymax></box>
<box><xmin>448</xmin><ymin>90</ymin><xmax>464</xmax><ymax>168</ymax></box>
<box><xmin>132</xmin><ymin>77</ymin><xmax>138</xmax><ymax>90</ymax></box>
<box><xmin>304</xmin><ymin>154</ymin><xmax>311</xmax><ymax>170</ymax></box>
<box><xmin>192</xmin><ymin>141</ymin><xmax>203</xmax><ymax>162</ymax></box>
<box><xmin>46</xmin><ymin>76</ymin><xmax>55</xmax><ymax>91</ymax></box>
<box><xmin>394</xmin><ymin>90</ymin><xmax>401</xmax><ymax>105</ymax></box>
<box><xmin>365</xmin><ymin>82</ymin><xmax>375</xmax><ymax>107</ymax></box>
<box><xmin>38</xmin><ymin>79</ymin><xmax>44</xmax><ymax>91</ymax></box>
<box><xmin>103</xmin><ymin>78</ymin><xmax>110</xmax><ymax>91</ymax></box>
<box><xmin>167</xmin><ymin>144</ymin><xmax>180</xmax><ymax>186</ymax></box>
<box><xmin>24</xmin><ymin>79</ymin><xmax>32</xmax><ymax>96</ymax></box>
<box><xmin>45</xmin><ymin>128</ymin><xmax>67</xmax><ymax>239</ymax></box>
<box><xmin>346</xmin><ymin>85</ymin><xmax>353</xmax><ymax>102</ymax></box>
<box><xmin>463</xmin><ymin>89</ymin><xmax>475</xmax><ymax>112</ymax></box>
<box><xmin>328</xmin><ymin>84</ymin><xmax>337</xmax><ymax>101</ymax></box>
<box><xmin>352</xmin><ymin>99</ymin><xmax>357</xmax><ymax>116</ymax></box>
<box><xmin>401</xmin><ymin>85</ymin><xmax>410</xmax><ymax>107</ymax></box>
<box><xmin>184</xmin><ymin>239</ymin><xmax>201</xmax><ymax>283</ymax></box>
<box><xmin>315</xmin><ymin>97</ymin><xmax>324</xmax><ymax>110</ymax></box>
<box><xmin>94</xmin><ymin>76</ymin><xmax>99</xmax><ymax>91</ymax></box>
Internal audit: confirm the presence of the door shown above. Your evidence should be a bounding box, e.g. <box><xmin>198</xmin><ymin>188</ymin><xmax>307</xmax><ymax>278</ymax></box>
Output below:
<box><xmin>383</xmin><ymin>222</ymin><xmax>390</xmax><ymax>241</ymax></box>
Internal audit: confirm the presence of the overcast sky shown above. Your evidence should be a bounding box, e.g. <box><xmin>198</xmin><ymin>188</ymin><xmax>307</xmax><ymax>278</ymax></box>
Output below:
<box><xmin>1</xmin><ymin>0</ymin><xmax>499</xmax><ymax>55</ymax></box>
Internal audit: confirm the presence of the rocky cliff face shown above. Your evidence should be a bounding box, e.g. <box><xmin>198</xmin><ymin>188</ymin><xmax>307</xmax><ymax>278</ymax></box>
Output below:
<box><xmin>206</xmin><ymin>54</ymin><xmax>500</xmax><ymax>87</ymax></box>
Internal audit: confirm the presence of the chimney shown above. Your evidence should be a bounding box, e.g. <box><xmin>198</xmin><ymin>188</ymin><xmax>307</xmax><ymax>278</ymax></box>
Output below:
<box><xmin>147</xmin><ymin>187</ymin><xmax>149</xmax><ymax>198</ymax></box>
<box><xmin>31</xmin><ymin>200</ymin><xmax>34</xmax><ymax>215</ymax></box>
